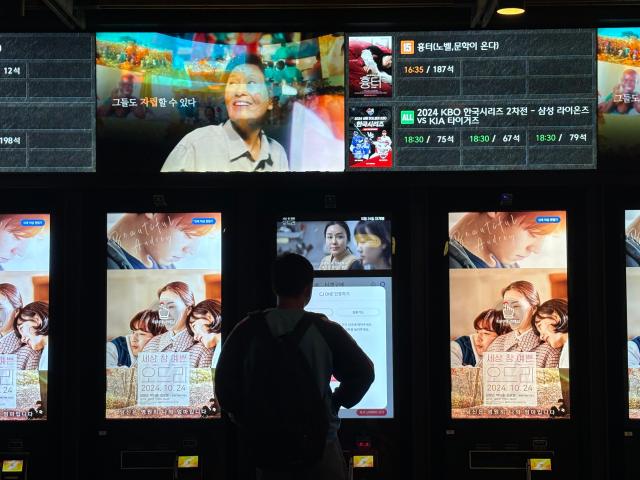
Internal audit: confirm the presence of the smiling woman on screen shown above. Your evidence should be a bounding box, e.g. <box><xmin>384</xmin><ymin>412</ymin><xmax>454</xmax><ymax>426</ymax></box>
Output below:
<box><xmin>161</xmin><ymin>54</ymin><xmax>289</xmax><ymax>173</ymax></box>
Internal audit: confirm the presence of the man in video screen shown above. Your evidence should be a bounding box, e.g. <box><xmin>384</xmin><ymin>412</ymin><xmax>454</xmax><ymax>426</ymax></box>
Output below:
<box><xmin>161</xmin><ymin>54</ymin><xmax>289</xmax><ymax>173</ymax></box>
<box><xmin>96</xmin><ymin>32</ymin><xmax>345</xmax><ymax>172</ymax></box>
<box><xmin>598</xmin><ymin>68</ymin><xmax>640</xmax><ymax>115</ymax></box>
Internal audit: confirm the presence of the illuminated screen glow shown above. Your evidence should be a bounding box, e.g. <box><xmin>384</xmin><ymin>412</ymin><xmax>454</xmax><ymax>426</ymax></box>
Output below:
<box><xmin>625</xmin><ymin>210</ymin><xmax>640</xmax><ymax>419</ymax></box>
<box><xmin>276</xmin><ymin>218</ymin><xmax>392</xmax><ymax>271</ymax></box>
<box><xmin>597</xmin><ymin>28</ymin><xmax>640</xmax><ymax>164</ymax></box>
<box><xmin>449</xmin><ymin>211</ymin><xmax>570</xmax><ymax>419</ymax></box>
<box><xmin>105</xmin><ymin>212</ymin><xmax>222</xmax><ymax>420</ymax></box>
<box><xmin>0</xmin><ymin>214</ymin><xmax>50</xmax><ymax>422</ymax></box>
<box><xmin>96</xmin><ymin>32</ymin><xmax>345</xmax><ymax>173</ymax></box>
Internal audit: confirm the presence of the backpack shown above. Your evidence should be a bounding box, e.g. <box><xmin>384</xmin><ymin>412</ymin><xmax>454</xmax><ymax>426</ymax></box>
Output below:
<box><xmin>240</xmin><ymin>311</ymin><xmax>329</xmax><ymax>471</ymax></box>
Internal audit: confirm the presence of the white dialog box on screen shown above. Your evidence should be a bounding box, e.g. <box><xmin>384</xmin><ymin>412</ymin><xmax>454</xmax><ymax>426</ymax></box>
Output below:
<box><xmin>483</xmin><ymin>352</ymin><xmax>537</xmax><ymax>407</ymax></box>
<box><xmin>307</xmin><ymin>284</ymin><xmax>388</xmax><ymax>413</ymax></box>
<box><xmin>137</xmin><ymin>352</ymin><xmax>190</xmax><ymax>407</ymax></box>
<box><xmin>0</xmin><ymin>355</ymin><xmax>17</xmax><ymax>409</ymax></box>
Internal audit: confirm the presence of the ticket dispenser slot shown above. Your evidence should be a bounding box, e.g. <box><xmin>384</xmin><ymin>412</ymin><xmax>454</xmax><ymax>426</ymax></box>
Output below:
<box><xmin>0</xmin><ymin>455</ymin><xmax>27</xmax><ymax>480</ymax></box>
<box><xmin>175</xmin><ymin>455</ymin><xmax>202</xmax><ymax>480</ymax></box>
<box><xmin>469</xmin><ymin>450</ymin><xmax>554</xmax><ymax>471</ymax></box>
<box><xmin>350</xmin><ymin>437</ymin><xmax>379</xmax><ymax>480</ymax></box>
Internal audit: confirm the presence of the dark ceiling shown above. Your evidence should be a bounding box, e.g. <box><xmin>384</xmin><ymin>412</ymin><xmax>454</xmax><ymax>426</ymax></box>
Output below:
<box><xmin>2</xmin><ymin>0</ymin><xmax>640</xmax><ymax>30</ymax></box>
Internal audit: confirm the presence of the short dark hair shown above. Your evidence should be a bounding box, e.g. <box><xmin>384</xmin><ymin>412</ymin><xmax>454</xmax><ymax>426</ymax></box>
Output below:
<box><xmin>533</xmin><ymin>298</ymin><xmax>569</xmax><ymax>335</ymax></box>
<box><xmin>15</xmin><ymin>301</ymin><xmax>49</xmax><ymax>337</ymax></box>
<box><xmin>272</xmin><ymin>253</ymin><xmax>314</xmax><ymax>297</ymax></box>
<box><xmin>354</xmin><ymin>220</ymin><xmax>392</xmax><ymax>265</ymax></box>
<box><xmin>130</xmin><ymin>309</ymin><xmax>166</xmax><ymax>336</ymax></box>
<box><xmin>225</xmin><ymin>53</ymin><xmax>266</xmax><ymax>76</ymax></box>
<box><xmin>473</xmin><ymin>308</ymin><xmax>512</xmax><ymax>336</ymax></box>
<box><xmin>187</xmin><ymin>299</ymin><xmax>222</xmax><ymax>336</ymax></box>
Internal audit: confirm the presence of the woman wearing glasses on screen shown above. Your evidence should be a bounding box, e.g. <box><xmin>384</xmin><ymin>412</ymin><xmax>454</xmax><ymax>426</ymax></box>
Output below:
<box><xmin>142</xmin><ymin>282</ymin><xmax>213</xmax><ymax>368</ymax></box>
<box><xmin>161</xmin><ymin>54</ymin><xmax>288</xmax><ymax>173</ymax></box>
<box><xmin>319</xmin><ymin>221</ymin><xmax>363</xmax><ymax>271</ymax></box>
<box><xmin>354</xmin><ymin>220</ymin><xmax>392</xmax><ymax>270</ymax></box>
<box><xmin>484</xmin><ymin>281</ymin><xmax>561</xmax><ymax>368</ymax></box>
<box><xmin>106</xmin><ymin>309</ymin><xmax>166</xmax><ymax>368</ymax></box>
<box><xmin>449</xmin><ymin>212</ymin><xmax>565</xmax><ymax>269</ymax></box>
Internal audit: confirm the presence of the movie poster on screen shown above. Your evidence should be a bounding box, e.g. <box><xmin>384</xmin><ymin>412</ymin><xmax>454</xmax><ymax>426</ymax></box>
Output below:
<box><xmin>105</xmin><ymin>212</ymin><xmax>222</xmax><ymax>420</ymax></box>
<box><xmin>625</xmin><ymin>210</ymin><xmax>640</xmax><ymax>419</ymax></box>
<box><xmin>448</xmin><ymin>211</ymin><xmax>570</xmax><ymax>420</ymax></box>
<box><xmin>348</xmin><ymin>106</ymin><xmax>393</xmax><ymax>169</ymax></box>
<box><xmin>0</xmin><ymin>214</ymin><xmax>50</xmax><ymax>422</ymax></box>
<box><xmin>348</xmin><ymin>36</ymin><xmax>393</xmax><ymax>98</ymax></box>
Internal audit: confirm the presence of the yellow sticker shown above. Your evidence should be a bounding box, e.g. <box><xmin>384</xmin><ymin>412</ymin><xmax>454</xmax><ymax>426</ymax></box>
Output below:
<box><xmin>354</xmin><ymin>233</ymin><xmax>382</xmax><ymax>248</ymax></box>
<box><xmin>2</xmin><ymin>460</ymin><xmax>24</xmax><ymax>473</ymax></box>
<box><xmin>529</xmin><ymin>458</ymin><xmax>551</xmax><ymax>471</ymax></box>
<box><xmin>177</xmin><ymin>456</ymin><xmax>199</xmax><ymax>469</ymax></box>
<box><xmin>353</xmin><ymin>455</ymin><xmax>374</xmax><ymax>468</ymax></box>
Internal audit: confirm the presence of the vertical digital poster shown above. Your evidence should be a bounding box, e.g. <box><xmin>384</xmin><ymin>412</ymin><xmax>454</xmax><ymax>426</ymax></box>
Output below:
<box><xmin>0</xmin><ymin>214</ymin><xmax>50</xmax><ymax>421</ymax></box>
<box><xmin>105</xmin><ymin>213</ymin><xmax>222</xmax><ymax>420</ymax></box>
<box><xmin>276</xmin><ymin>217</ymin><xmax>394</xmax><ymax>418</ymax></box>
<box><xmin>597</xmin><ymin>28</ymin><xmax>640</xmax><ymax>165</ymax></box>
<box><xmin>448</xmin><ymin>211</ymin><xmax>570</xmax><ymax>419</ymax></box>
<box><xmin>625</xmin><ymin>210</ymin><xmax>640</xmax><ymax>419</ymax></box>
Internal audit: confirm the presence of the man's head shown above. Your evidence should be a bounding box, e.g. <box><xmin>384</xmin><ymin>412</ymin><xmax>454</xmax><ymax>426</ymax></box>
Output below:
<box><xmin>622</xmin><ymin>69</ymin><xmax>638</xmax><ymax>94</ymax></box>
<box><xmin>271</xmin><ymin>253</ymin><xmax>314</xmax><ymax>305</ymax></box>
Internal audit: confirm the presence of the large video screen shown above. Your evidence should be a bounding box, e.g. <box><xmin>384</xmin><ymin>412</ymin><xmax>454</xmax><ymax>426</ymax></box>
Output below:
<box><xmin>449</xmin><ymin>211</ymin><xmax>570</xmax><ymax>419</ymax></box>
<box><xmin>626</xmin><ymin>210</ymin><xmax>640</xmax><ymax>419</ymax></box>
<box><xmin>597</xmin><ymin>28</ymin><xmax>640</xmax><ymax>165</ymax></box>
<box><xmin>0</xmin><ymin>214</ymin><xmax>50</xmax><ymax>421</ymax></box>
<box><xmin>96</xmin><ymin>32</ymin><xmax>344</xmax><ymax>173</ymax></box>
<box><xmin>276</xmin><ymin>218</ymin><xmax>392</xmax><ymax>271</ymax></box>
<box><xmin>348</xmin><ymin>30</ymin><xmax>597</xmax><ymax>170</ymax></box>
<box><xmin>0</xmin><ymin>34</ymin><xmax>95</xmax><ymax>171</ymax></box>
<box><xmin>106</xmin><ymin>213</ymin><xmax>222</xmax><ymax>420</ymax></box>
<box><xmin>275</xmin><ymin>215</ymin><xmax>394</xmax><ymax>418</ymax></box>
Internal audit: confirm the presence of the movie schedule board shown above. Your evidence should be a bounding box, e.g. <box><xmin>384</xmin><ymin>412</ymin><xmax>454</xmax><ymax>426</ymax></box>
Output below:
<box><xmin>0</xmin><ymin>214</ymin><xmax>50</xmax><ymax>421</ymax></box>
<box><xmin>347</xmin><ymin>30</ymin><xmax>597</xmax><ymax>170</ymax></box>
<box><xmin>0</xmin><ymin>34</ymin><xmax>95</xmax><ymax>171</ymax></box>
<box><xmin>448</xmin><ymin>211</ymin><xmax>570</xmax><ymax>419</ymax></box>
<box><xmin>625</xmin><ymin>211</ymin><xmax>640</xmax><ymax>419</ymax></box>
<box><xmin>105</xmin><ymin>213</ymin><xmax>222</xmax><ymax>420</ymax></box>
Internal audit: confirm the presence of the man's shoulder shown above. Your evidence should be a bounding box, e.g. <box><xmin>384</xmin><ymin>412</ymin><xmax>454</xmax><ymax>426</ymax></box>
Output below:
<box><xmin>179</xmin><ymin>125</ymin><xmax>225</xmax><ymax>146</ymax></box>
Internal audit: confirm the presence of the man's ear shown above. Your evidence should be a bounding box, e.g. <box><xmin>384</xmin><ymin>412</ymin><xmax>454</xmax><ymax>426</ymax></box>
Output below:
<box><xmin>303</xmin><ymin>284</ymin><xmax>313</xmax><ymax>304</ymax></box>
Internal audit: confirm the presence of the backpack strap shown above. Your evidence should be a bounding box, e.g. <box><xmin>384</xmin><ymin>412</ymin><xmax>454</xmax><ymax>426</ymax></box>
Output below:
<box><xmin>284</xmin><ymin>313</ymin><xmax>315</xmax><ymax>346</ymax></box>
